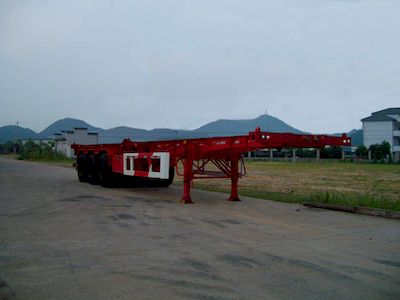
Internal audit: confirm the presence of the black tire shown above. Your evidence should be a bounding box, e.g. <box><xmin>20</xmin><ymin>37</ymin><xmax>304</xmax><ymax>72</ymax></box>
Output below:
<box><xmin>88</xmin><ymin>154</ymin><xmax>99</xmax><ymax>185</ymax></box>
<box><xmin>77</xmin><ymin>153</ymin><xmax>88</xmax><ymax>182</ymax></box>
<box><xmin>78</xmin><ymin>170</ymin><xmax>87</xmax><ymax>182</ymax></box>
<box><xmin>98</xmin><ymin>153</ymin><xmax>113</xmax><ymax>187</ymax></box>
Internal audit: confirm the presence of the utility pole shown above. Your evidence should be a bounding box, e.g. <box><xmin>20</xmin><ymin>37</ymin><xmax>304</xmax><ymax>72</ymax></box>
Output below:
<box><xmin>14</xmin><ymin>121</ymin><xmax>19</xmax><ymax>153</ymax></box>
<box><xmin>16</xmin><ymin>121</ymin><xmax>19</xmax><ymax>141</ymax></box>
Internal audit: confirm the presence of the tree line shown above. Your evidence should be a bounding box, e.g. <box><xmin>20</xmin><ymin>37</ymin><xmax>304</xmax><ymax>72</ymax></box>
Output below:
<box><xmin>0</xmin><ymin>140</ymin><xmax>69</xmax><ymax>161</ymax></box>
<box><xmin>251</xmin><ymin>141</ymin><xmax>394</xmax><ymax>162</ymax></box>
<box><xmin>355</xmin><ymin>141</ymin><xmax>392</xmax><ymax>162</ymax></box>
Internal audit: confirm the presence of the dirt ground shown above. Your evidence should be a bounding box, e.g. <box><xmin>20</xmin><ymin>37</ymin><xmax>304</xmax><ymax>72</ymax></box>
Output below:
<box><xmin>0</xmin><ymin>156</ymin><xmax>399</xmax><ymax>300</ymax></box>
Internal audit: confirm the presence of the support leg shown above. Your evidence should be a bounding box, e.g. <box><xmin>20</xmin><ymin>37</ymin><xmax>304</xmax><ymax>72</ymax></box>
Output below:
<box><xmin>181</xmin><ymin>158</ymin><xmax>194</xmax><ymax>204</ymax></box>
<box><xmin>228</xmin><ymin>158</ymin><xmax>240</xmax><ymax>201</ymax></box>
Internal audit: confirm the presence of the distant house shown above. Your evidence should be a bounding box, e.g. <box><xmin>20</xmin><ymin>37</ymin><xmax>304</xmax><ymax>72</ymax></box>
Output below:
<box><xmin>54</xmin><ymin>127</ymin><xmax>98</xmax><ymax>158</ymax></box>
<box><xmin>361</xmin><ymin>108</ymin><xmax>400</xmax><ymax>161</ymax></box>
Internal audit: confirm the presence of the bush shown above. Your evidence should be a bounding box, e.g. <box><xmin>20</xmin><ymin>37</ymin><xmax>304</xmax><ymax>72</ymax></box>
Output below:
<box><xmin>369</xmin><ymin>141</ymin><xmax>391</xmax><ymax>162</ymax></box>
<box><xmin>0</xmin><ymin>141</ymin><xmax>21</xmax><ymax>153</ymax></box>
<box><xmin>320</xmin><ymin>146</ymin><xmax>342</xmax><ymax>159</ymax></box>
<box><xmin>17</xmin><ymin>140</ymin><xmax>69</xmax><ymax>161</ymax></box>
<box><xmin>355</xmin><ymin>145</ymin><xmax>368</xmax><ymax>158</ymax></box>
<box><xmin>296</xmin><ymin>149</ymin><xmax>316</xmax><ymax>158</ymax></box>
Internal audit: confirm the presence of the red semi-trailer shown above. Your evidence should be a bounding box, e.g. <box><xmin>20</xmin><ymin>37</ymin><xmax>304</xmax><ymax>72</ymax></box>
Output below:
<box><xmin>71</xmin><ymin>127</ymin><xmax>351</xmax><ymax>203</ymax></box>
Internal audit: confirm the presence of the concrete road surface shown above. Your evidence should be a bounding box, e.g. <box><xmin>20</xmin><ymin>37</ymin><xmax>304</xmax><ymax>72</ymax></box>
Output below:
<box><xmin>0</xmin><ymin>156</ymin><xmax>399</xmax><ymax>300</ymax></box>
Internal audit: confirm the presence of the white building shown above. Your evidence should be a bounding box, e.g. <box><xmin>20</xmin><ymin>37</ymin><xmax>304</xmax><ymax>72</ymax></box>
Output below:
<box><xmin>54</xmin><ymin>127</ymin><xmax>98</xmax><ymax>158</ymax></box>
<box><xmin>361</xmin><ymin>108</ymin><xmax>400</xmax><ymax>161</ymax></box>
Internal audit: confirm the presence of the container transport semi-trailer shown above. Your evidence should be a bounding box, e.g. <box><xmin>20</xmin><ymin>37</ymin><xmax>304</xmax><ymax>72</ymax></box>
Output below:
<box><xmin>71</xmin><ymin>127</ymin><xmax>351</xmax><ymax>203</ymax></box>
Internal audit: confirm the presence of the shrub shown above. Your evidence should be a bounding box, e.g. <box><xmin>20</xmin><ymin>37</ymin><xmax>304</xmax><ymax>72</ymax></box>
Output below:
<box><xmin>355</xmin><ymin>145</ymin><xmax>368</xmax><ymax>158</ymax></box>
<box><xmin>17</xmin><ymin>140</ymin><xmax>69</xmax><ymax>161</ymax></box>
<box><xmin>369</xmin><ymin>141</ymin><xmax>391</xmax><ymax>162</ymax></box>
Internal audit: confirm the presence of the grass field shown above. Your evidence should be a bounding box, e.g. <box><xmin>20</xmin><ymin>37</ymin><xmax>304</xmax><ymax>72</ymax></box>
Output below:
<box><xmin>175</xmin><ymin>160</ymin><xmax>400</xmax><ymax>211</ymax></box>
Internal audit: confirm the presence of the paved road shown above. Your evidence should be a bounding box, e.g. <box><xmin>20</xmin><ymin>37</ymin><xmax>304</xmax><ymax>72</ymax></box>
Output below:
<box><xmin>0</xmin><ymin>156</ymin><xmax>399</xmax><ymax>300</ymax></box>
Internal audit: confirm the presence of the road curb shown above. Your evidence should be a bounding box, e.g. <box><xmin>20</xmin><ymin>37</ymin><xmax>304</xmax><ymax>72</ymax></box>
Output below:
<box><xmin>303</xmin><ymin>202</ymin><xmax>400</xmax><ymax>220</ymax></box>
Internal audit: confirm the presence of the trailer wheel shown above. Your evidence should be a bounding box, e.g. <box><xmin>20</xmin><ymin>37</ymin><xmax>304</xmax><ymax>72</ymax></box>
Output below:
<box><xmin>98</xmin><ymin>153</ymin><xmax>113</xmax><ymax>187</ymax></box>
<box><xmin>88</xmin><ymin>154</ymin><xmax>99</xmax><ymax>185</ymax></box>
<box><xmin>78</xmin><ymin>170</ymin><xmax>87</xmax><ymax>182</ymax></box>
<box><xmin>77</xmin><ymin>153</ymin><xmax>88</xmax><ymax>182</ymax></box>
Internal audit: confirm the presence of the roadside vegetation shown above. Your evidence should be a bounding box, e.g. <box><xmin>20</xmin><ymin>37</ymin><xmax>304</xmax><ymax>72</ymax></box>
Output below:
<box><xmin>176</xmin><ymin>160</ymin><xmax>400</xmax><ymax>212</ymax></box>
<box><xmin>1</xmin><ymin>140</ymin><xmax>74</xmax><ymax>166</ymax></box>
<box><xmin>19</xmin><ymin>140</ymin><xmax>73</xmax><ymax>164</ymax></box>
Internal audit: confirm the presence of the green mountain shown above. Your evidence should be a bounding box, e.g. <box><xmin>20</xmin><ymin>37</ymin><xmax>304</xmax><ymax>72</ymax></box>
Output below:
<box><xmin>39</xmin><ymin>118</ymin><xmax>100</xmax><ymax>138</ymax></box>
<box><xmin>65</xmin><ymin>114</ymin><xmax>305</xmax><ymax>143</ymax></box>
<box><xmin>348</xmin><ymin>129</ymin><xmax>363</xmax><ymax>146</ymax></box>
<box><xmin>0</xmin><ymin>115</ymin><xmax>362</xmax><ymax>145</ymax></box>
<box><xmin>194</xmin><ymin>114</ymin><xmax>304</xmax><ymax>137</ymax></box>
<box><xmin>0</xmin><ymin>125</ymin><xmax>39</xmax><ymax>144</ymax></box>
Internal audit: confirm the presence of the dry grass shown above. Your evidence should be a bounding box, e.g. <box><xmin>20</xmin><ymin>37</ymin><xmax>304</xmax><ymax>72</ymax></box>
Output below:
<box><xmin>175</xmin><ymin>161</ymin><xmax>400</xmax><ymax>211</ymax></box>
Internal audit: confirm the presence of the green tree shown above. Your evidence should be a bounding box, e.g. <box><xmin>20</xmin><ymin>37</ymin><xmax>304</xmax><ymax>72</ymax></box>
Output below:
<box><xmin>17</xmin><ymin>140</ymin><xmax>69</xmax><ymax>161</ymax></box>
<box><xmin>355</xmin><ymin>145</ymin><xmax>368</xmax><ymax>158</ymax></box>
<box><xmin>296</xmin><ymin>149</ymin><xmax>316</xmax><ymax>158</ymax></box>
<box><xmin>369</xmin><ymin>141</ymin><xmax>391</xmax><ymax>162</ymax></box>
<box><xmin>320</xmin><ymin>146</ymin><xmax>342</xmax><ymax>159</ymax></box>
<box><xmin>0</xmin><ymin>140</ymin><xmax>20</xmax><ymax>153</ymax></box>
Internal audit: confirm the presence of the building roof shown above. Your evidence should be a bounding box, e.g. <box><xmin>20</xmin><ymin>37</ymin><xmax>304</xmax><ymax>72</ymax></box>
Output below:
<box><xmin>361</xmin><ymin>115</ymin><xmax>397</xmax><ymax>122</ymax></box>
<box><xmin>55</xmin><ymin>128</ymin><xmax>98</xmax><ymax>135</ymax></box>
<box><xmin>370</xmin><ymin>107</ymin><xmax>400</xmax><ymax>115</ymax></box>
<box><xmin>361</xmin><ymin>107</ymin><xmax>400</xmax><ymax>122</ymax></box>
<box><xmin>74</xmin><ymin>127</ymin><xmax>89</xmax><ymax>130</ymax></box>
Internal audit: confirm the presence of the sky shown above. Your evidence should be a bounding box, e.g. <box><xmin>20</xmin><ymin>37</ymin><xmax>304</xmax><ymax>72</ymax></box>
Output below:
<box><xmin>0</xmin><ymin>0</ymin><xmax>399</xmax><ymax>134</ymax></box>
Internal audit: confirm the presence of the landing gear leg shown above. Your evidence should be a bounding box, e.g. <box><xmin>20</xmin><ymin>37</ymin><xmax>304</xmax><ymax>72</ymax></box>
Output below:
<box><xmin>181</xmin><ymin>158</ymin><xmax>194</xmax><ymax>204</ymax></box>
<box><xmin>228</xmin><ymin>158</ymin><xmax>241</xmax><ymax>201</ymax></box>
